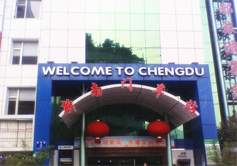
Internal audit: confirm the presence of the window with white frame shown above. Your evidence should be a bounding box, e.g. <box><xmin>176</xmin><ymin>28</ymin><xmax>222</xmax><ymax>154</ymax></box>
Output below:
<box><xmin>0</xmin><ymin>120</ymin><xmax>33</xmax><ymax>148</ymax></box>
<box><xmin>16</xmin><ymin>0</ymin><xmax>41</xmax><ymax>18</ymax></box>
<box><xmin>12</xmin><ymin>41</ymin><xmax>38</xmax><ymax>65</ymax></box>
<box><xmin>8</xmin><ymin>88</ymin><xmax>35</xmax><ymax>115</ymax></box>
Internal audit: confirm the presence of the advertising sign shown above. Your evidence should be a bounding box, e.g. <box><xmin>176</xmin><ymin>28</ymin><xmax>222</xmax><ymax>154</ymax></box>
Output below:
<box><xmin>36</xmin><ymin>141</ymin><xmax>47</xmax><ymax>149</ymax></box>
<box><xmin>42</xmin><ymin>65</ymin><xmax>205</xmax><ymax>77</ymax></box>
<box><xmin>74</xmin><ymin>136</ymin><xmax>175</xmax><ymax>148</ymax></box>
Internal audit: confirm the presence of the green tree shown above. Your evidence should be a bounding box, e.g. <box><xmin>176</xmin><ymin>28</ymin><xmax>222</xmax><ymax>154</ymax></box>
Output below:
<box><xmin>86</xmin><ymin>33</ymin><xmax>144</xmax><ymax>63</ymax></box>
<box><xmin>86</xmin><ymin>33</ymin><xmax>95</xmax><ymax>50</ymax></box>
<box><xmin>0</xmin><ymin>141</ymin><xmax>53</xmax><ymax>166</ymax></box>
<box><xmin>213</xmin><ymin>115</ymin><xmax>237</xmax><ymax>166</ymax></box>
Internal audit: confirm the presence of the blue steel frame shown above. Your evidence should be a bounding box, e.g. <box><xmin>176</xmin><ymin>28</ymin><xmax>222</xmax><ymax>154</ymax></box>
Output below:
<box><xmin>34</xmin><ymin>63</ymin><xmax>218</xmax><ymax>165</ymax></box>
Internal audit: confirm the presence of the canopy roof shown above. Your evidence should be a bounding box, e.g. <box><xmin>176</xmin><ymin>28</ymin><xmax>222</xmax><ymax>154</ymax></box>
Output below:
<box><xmin>59</xmin><ymin>84</ymin><xmax>199</xmax><ymax>128</ymax></box>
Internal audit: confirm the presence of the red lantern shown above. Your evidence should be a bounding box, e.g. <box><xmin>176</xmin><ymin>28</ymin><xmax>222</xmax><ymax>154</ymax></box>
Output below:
<box><xmin>147</xmin><ymin>119</ymin><xmax>171</xmax><ymax>142</ymax></box>
<box><xmin>86</xmin><ymin>119</ymin><xmax>110</xmax><ymax>144</ymax></box>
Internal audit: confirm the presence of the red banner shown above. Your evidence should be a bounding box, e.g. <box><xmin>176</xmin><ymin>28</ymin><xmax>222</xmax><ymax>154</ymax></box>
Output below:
<box><xmin>74</xmin><ymin>136</ymin><xmax>175</xmax><ymax>148</ymax></box>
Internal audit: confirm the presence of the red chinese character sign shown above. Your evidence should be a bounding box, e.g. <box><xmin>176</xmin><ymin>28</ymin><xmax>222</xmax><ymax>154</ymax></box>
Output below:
<box><xmin>228</xmin><ymin>60</ymin><xmax>237</xmax><ymax>76</ymax></box>
<box><xmin>218</xmin><ymin>2</ymin><xmax>233</xmax><ymax>15</ymax></box>
<box><xmin>74</xmin><ymin>136</ymin><xmax>174</xmax><ymax>148</ymax></box>
<box><xmin>224</xmin><ymin>40</ymin><xmax>237</xmax><ymax>56</ymax></box>
<box><xmin>214</xmin><ymin>0</ymin><xmax>237</xmax><ymax>118</ymax></box>
<box><xmin>230</xmin><ymin>84</ymin><xmax>237</xmax><ymax>99</ymax></box>
<box><xmin>61</xmin><ymin>99</ymin><xmax>76</xmax><ymax>114</ymax></box>
<box><xmin>121</xmin><ymin>78</ymin><xmax>133</xmax><ymax>92</ymax></box>
<box><xmin>152</xmin><ymin>83</ymin><xmax>165</xmax><ymax>98</ymax></box>
<box><xmin>183</xmin><ymin>99</ymin><xmax>198</xmax><ymax>114</ymax></box>
<box><xmin>221</xmin><ymin>21</ymin><xmax>236</xmax><ymax>35</ymax></box>
<box><xmin>91</xmin><ymin>82</ymin><xmax>102</xmax><ymax>97</ymax></box>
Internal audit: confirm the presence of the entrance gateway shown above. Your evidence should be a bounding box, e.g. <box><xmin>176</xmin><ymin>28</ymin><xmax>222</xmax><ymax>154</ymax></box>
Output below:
<box><xmin>34</xmin><ymin>63</ymin><xmax>218</xmax><ymax>166</ymax></box>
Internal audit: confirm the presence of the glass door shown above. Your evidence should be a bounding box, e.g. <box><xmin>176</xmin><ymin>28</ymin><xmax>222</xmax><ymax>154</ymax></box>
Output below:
<box><xmin>88</xmin><ymin>157</ymin><xmax>135</xmax><ymax>166</ymax></box>
<box><xmin>87</xmin><ymin>156</ymin><xmax>162</xmax><ymax>166</ymax></box>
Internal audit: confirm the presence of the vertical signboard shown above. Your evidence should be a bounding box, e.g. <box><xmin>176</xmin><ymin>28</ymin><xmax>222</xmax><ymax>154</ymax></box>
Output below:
<box><xmin>214</xmin><ymin>1</ymin><xmax>237</xmax><ymax>117</ymax></box>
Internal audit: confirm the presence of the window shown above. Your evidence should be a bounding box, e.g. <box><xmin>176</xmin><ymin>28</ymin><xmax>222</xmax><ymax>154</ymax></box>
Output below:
<box><xmin>12</xmin><ymin>41</ymin><xmax>38</xmax><ymax>65</ymax></box>
<box><xmin>8</xmin><ymin>88</ymin><xmax>35</xmax><ymax>115</ymax></box>
<box><xmin>16</xmin><ymin>0</ymin><xmax>41</xmax><ymax>18</ymax></box>
<box><xmin>0</xmin><ymin>120</ymin><xmax>33</xmax><ymax>148</ymax></box>
<box><xmin>85</xmin><ymin>0</ymin><xmax>161</xmax><ymax>64</ymax></box>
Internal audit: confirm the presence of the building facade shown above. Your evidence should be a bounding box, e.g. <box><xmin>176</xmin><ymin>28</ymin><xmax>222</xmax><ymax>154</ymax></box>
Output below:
<box><xmin>0</xmin><ymin>0</ymin><xmax>236</xmax><ymax>166</ymax></box>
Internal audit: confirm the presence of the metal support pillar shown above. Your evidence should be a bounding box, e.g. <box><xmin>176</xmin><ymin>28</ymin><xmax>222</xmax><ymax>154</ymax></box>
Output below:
<box><xmin>206</xmin><ymin>0</ymin><xmax>229</xmax><ymax>120</ymax></box>
<box><xmin>80</xmin><ymin>112</ymin><xmax>86</xmax><ymax>166</ymax></box>
<box><xmin>164</xmin><ymin>113</ymin><xmax>173</xmax><ymax>166</ymax></box>
<box><xmin>80</xmin><ymin>84</ymin><xmax>86</xmax><ymax>166</ymax></box>
<box><xmin>232</xmin><ymin>0</ymin><xmax>237</xmax><ymax>28</ymax></box>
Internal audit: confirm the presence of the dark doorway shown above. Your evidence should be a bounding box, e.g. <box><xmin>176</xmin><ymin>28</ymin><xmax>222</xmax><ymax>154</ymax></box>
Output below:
<box><xmin>87</xmin><ymin>156</ymin><xmax>162</xmax><ymax>166</ymax></box>
<box><xmin>177</xmin><ymin>159</ymin><xmax>191</xmax><ymax>166</ymax></box>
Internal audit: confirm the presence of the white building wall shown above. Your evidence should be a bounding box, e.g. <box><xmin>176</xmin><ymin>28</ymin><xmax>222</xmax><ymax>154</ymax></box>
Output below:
<box><xmin>0</xmin><ymin>0</ymin><xmax>40</xmax><ymax>151</ymax></box>
<box><xmin>40</xmin><ymin>0</ymin><xmax>86</xmax><ymax>64</ymax></box>
<box><xmin>159</xmin><ymin>0</ymin><xmax>205</xmax><ymax>64</ymax></box>
<box><xmin>0</xmin><ymin>0</ymin><xmax>87</xmax><ymax>151</ymax></box>
<box><xmin>0</xmin><ymin>0</ymin><xmax>209</xmax><ymax>152</ymax></box>
<box><xmin>0</xmin><ymin>0</ymin><xmax>5</xmax><ymax>117</ymax></box>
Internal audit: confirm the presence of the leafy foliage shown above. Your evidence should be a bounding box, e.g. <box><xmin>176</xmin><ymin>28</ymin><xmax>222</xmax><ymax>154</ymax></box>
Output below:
<box><xmin>0</xmin><ymin>143</ymin><xmax>53</xmax><ymax>166</ymax></box>
<box><xmin>218</xmin><ymin>115</ymin><xmax>237</xmax><ymax>144</ymax></box>
<box><xmin>213</xmin><ymin>116</ymin><xmax>237</xmax><ymax>166</ymax></box>
<box><xmin>86</xmin><ymin>33</ymin><xmax>144</xmax><ymax>63</ymax></box>
<box><xmin>219</xmin><ymin>142</ymin><xmax>237</xmax><ymax>166</ymax></box>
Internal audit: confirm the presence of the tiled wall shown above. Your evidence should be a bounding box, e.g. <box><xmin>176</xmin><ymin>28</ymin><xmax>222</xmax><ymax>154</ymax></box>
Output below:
<box><xmin>0</xmin><ymin>0</ymin><xmax>208</xmax><ymax>114</ymax></box>
<box><xmin>40</xmin><ymin>0</ymin><xmax>86</xmax><ymax>63</ymax></box>
<box><xmin>159</xmin><ymin>0</ymin><xmax>204</xmax><ymax>64</ymax></box>
<box><xmin>0</xmin><ymin>0</ymin><xmax>210</xmax><ymax>151</ymax></box>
